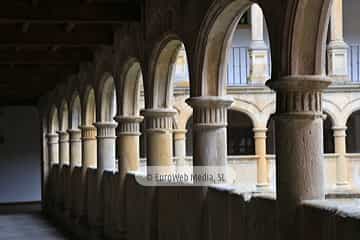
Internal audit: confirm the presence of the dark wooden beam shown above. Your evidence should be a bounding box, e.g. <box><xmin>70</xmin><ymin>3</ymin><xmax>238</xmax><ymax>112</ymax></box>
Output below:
<box><xmin>0</xmin><ymin>29</ymin><xmax>113</xmax><ymax>46</ymax></box>
<box><xmin>0</xmin><ymin>2</ymin><xmax>140</xmax><ymax>23</ymax></box>
<box><xmin>0</xmin><ymin>50</ymin><xmax>93</xmax><ymax>64</ymax></box>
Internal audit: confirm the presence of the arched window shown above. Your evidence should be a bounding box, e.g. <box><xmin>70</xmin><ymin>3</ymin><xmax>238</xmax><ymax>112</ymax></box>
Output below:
<box><xmin>346</xmin><ymin>110</ymin><xmax>360</xmax><ymax>153</ymax></box>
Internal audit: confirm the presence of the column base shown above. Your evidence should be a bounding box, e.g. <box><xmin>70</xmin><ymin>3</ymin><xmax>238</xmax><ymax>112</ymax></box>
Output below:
<box><xmin>255</xmin><ymin>183</ymin><xmax>271</xmax><ymax>192</ymax></box>
<box><xmin>335</xmin><ymin>182</ymin><xmax>351</xmax><ymax>192</ymax></box>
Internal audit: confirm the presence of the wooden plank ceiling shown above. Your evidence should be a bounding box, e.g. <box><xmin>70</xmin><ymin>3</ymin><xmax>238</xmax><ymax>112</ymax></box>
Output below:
<box><xmin>0</xmin><ymin>0</ymin><xmax>140</xmax><ymax>106</ymax></box>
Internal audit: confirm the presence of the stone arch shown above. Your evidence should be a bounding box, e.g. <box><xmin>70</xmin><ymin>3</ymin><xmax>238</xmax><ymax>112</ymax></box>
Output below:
<box><xmin>98</xmin><ymin>73</ymin><xmax>117</xmax><ymax>122</ymax></box>
<box><xmin>346</xmin><ymin>110</ymin><xmax>360</xmax><ymax>153</ymax></box>
<box><xmin>148</xmin><ymin>36</ymin><xmax>185</xmax><ymax>108</ymax></box>
<box><xmin>119</xmin><ymin>58</ymin><xmax>143</xmax><ymax>116</ymax></box>
<box><xmin>83</xmin><ymin>87</ymin><xmax>96</xmax><ymax>126</ymax></box>
<box><xmin>59</xmin><ymin>100</ymin><xmax>69</xmax><ymax>132</ymax></box>
<box><xmin>49</xmin><ymin>106</ymin><xmax>59</xmax><ymax>134</ymax></box>
<box><xmin>229</xmin><ymin>99</ymin><xmax>259</xmax><ymax>127</ymax></box>
<box><xmin>343</xmin><ymin>98</ymin><xmax>360</xmax><ymax>124</ymax></box>
<box><xmin>193</xmin><ymin>0</ymin><xmax>252</xmax><ymax>96</ymax></box>
<box><xmin>70</xmin><ymin>92</ymin><xmax>82</xmax><ymax>129</ymax></box>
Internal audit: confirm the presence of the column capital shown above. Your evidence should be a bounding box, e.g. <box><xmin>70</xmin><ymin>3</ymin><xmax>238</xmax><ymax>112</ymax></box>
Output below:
<box><xmin>80</xmin><ymin>125</ymin><xmax>97</xmax><ymax>140</ymax></box>
<box><xmin>94</xmin><ymin>122</ymin><xmax>117</xmax><ymax>139</ymax></box>
<box><xmin>141</xmin><ymin>108</ymin><xmax>177</xmax><ymax>132</ymax></box>
<box><xmin>56</xmin><ymin>131</ymin><xmax>69</xmax><ymax>143</ymax></box>
<box><xmin>333</xmin><ymin>126</ymin><xmax>347</xmax><ymax>137</ymax></box>
<box><xmin>253</xmin><ymin>128</ymin><xmax>267</xmax><ymax>139</ymax></box>
<box><xmin>173</xmin><ymin>129</ymin><xmax>187</xmax><ymax>140</ymax></box>
<box><xmin>186</xmin><ymin>96</ymin><xmax>233</xmax><ymax>129</ymax></box>
<box><xmin>67</xmin><ymin>129</ymin><xmax>82</xmax><ymax>142</ymax></box>
<box><xmin>114</xmin><ymin>115</ymin><xmax>143</xmax><ymax>136</ymax></box>
<box><xmin>267</xmin><ymin>75</ymin><xmax>331</xmax><ymax>119</ymax></box>
<box><xmin>46</xmin><ymin>133</ymin><xmax>59</xmax><ymax>144</ymax></box>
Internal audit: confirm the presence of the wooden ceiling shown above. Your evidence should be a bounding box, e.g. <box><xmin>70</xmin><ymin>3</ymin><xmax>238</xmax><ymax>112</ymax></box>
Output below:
<box><xmin>0</xmin><ymin>0</ymin><xmax>141</xmax><ymax>106</ymax></box>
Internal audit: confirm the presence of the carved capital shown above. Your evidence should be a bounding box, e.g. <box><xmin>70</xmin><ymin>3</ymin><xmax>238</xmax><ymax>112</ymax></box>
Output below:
<box><xmin>94</xmin><ymin>122</ymin><xmax>117</xmax><ymax>139</ymax></box>
<box><xmin>114</xmin><ymin>115</ymin><xmax>143</xmax><ymax>136</ymax></box>
<box><xmin>46</xmin><ymin>133</ymin><xmax>59</xmax><ymax>144</ymax></box>
<box><xmin>267</xmin><ymin>75</ymin><xmax>331</xmax><ymax>119</ymax></box>
<box><xmin>141</xmin><ymin>108</ymin><xmax>177</xmax><ymax>132</ymax></box>
<box><xmin>80</xmin><ymin>125</ymin><xmax>97</xmax><ymax>140</ymax></box>
<box><xmin>186</xmin><ymin>96</ymin><xmax>233</xmax><ymax>129</ymax></box>
<box><xmin>56</xmin><ymin>131</ymin><xmax>69</xmax><ymax>143</ymax></box>
<box><xmin>67</xmin><ymin>129</ymin><xmax>82</xmax><ymax>143</ymax></box>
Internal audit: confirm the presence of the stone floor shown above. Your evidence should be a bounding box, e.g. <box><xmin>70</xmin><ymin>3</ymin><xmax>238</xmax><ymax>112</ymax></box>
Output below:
<box><xmin>0</xmin><ymin>203</ymin><xmax>71</xmax><ymax>240</ymax></box>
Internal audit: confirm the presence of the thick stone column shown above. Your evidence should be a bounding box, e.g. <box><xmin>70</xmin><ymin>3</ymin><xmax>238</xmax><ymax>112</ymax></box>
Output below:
<box><xmin>248</xmin><ymin>4</ymin><xmax>269</xmax><ymax>84</ymax></box>
<box><xmin>80</xmin><ymin>125</ymin><xmax>97</xmax><ymax>169</ymax></box>
<box><xmin>68</xmin><ymin>129</ymin><xmax>82</xmax><ymax>170</ymax></box>
<box><xmin>267</xmin><ymin>76</ymin><xmax>331</xmax><ymax>240</ymax></box>
<box><xmin>57</xmin><ymin>131</ymin><xmax>70</xmax><ymax>167</ymax></box>
<box><xmin>47</xmin><ymin>133</ymin><xmax>59</xmax><ymax>167</ymax></box>
<box><xmin>186</xmin><ymin>96</ymin><xmax>233</xmax><ymax>166</ymax></box>
<box><xmin>253</xmin><ymin>128</ymin><xmax>269</xmax><ymax>190</ymax></box>
<box><xmin>94</xmin><ymin>122</ymin><xmax>117</xmax><ymax>173</ymax></box>
<box><xmin>173</xmin><ymin>129</ymin><xmax>187</xmax><ymax>166</ymax></box>
<box><xmin>142</xmin><ymin>109</ymin><xmax>177</xmax><ymax>166</ymax></box>
<box><xmin>328</xmin><ymin>0</ymin><xmax>349</xmax><ymax>81</ymax></box>
<box><xmin>333</xmin><ymin>126</ymin><xmax>349</xmax><ymax>189</ymax></box>
<box><xmin>114</xmin><ymin>116</ymin><xmax>143</xmax><ymax>177</ymax></box>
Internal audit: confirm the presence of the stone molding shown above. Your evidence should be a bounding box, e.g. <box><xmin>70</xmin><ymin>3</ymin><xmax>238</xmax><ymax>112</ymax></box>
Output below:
<box><xmin>67</xmin><ymin>129</ymin><xmax>82</xmax><ymax>143</ymax></box>
<box><xmin>57</xmin><ymin>131</ymin><xmax>69</xmax><ymax>143</ymax></box>
<box><xmin>141</xmin><ymin>108</ymin><xmax>177</xmax><ymax>132</ymax></box>
<box><xmin>173</xmin><ymin>129</ymin><xmax>187</xmax><ymax>140</ymax></box>
<box><xmin>267</xmin><ymin>75</ymin><xmax>331</xmax><ymax>118</ymax></box>
<box><xmin>46</xmin><ymin>133</ymin><xmax>59</xmax><ymax>144</ymax></box>
<box><xmin>94</xmin><ymin>122</ymin><xmax>117</xmax><ymax>139</ymax></box>
<box><xmin>80</xmin><ymin>125</ymin><xmax>97</xmax><ymax>140</ymax></box>
<box><xmin>253</xmin><ymin>128</ymin><xmax>267</xmax><ymax>139</ymax></box>
<box><xmin>333</xmin><ymin>126</ymin><xmax>347</xmax><ymax>137</ymax></box>
<box><xmin>114</xmin><ymin>115</ymin><xmax>143</xmax><ymax>136</ymax></box>
<box><xmin>186</xmin><ymin>96</ymin><xmax>233</xmax><ymax>129</ymax></box>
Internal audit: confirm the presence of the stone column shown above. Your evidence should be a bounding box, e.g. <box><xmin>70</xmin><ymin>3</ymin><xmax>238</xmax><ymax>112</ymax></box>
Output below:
<box><xmin>68</xmin><ymin>129</ymin><xmax>82</xmax><ymax>170</ymax></box>
<box><xmin>333</xmin><ymin>126</ymin><xmax>349</xmax><ymax>189</ymax></box>
<box><xmin>328</xmin><ymin>0</ymin><xmax>349</xmax><ymax>81</ymax></box>
<box><xmin>80</xmin><ymin>125</ymin><xmax>97</xmax><ymax>169</ymax></box>
<box><xmin>115</xmin><ymin>116</ymin><xmax>143</xmax><ymax>177</ymax></box>
<box><xmin>248</xmin><ymin>4</ymin><xmax>269</xmax><ymax>84</ymax></box>
<box><xmin>173</xmin><ymin>129</ymin><xmax>187</xmax><ymax>166</ymax></box>
<box><xmin>57</xmin><ymin>131</ymin><xmax>70</xmax><ymax>167</ymax></box>
<box><xmin>186</xmin><ymin>96</ymin><xmax>233</xmax><ymax>167</ymax></box>
<box><xmin>94</xmin><ymin>122</ymin><xmax>118</xmax><ymax>173</ymax></box>
<box><xmin>142</xmin><ymin>109</ymin><xmax>177</xmax><ymax>166</ymax></box>
<box><xmin>253</xmin><ymin>128</ymin><xmax>269</xmax><ymax>190</ymax></box>
<box><xmin>47</xmin><ymin>133</ymin><xmax>59</xmax><ymax>167</ymax></box>
<box><xmin>267</xmin><ymin>76</ymin><xmax>331</xmax><ymax>240</ymax></box>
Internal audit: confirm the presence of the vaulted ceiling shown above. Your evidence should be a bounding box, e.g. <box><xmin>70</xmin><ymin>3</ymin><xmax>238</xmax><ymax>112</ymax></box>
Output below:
<box><xmin>0</xmin><ymin>0</ymin><xmax>141</xmax><ymax>106</ymax></box>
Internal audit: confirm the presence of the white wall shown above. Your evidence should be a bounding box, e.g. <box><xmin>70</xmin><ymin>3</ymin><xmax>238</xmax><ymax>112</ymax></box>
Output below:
<box><xmin>0</xmin><ymin>106</ymin><xmax>41</xmax><ymax>203</ymax></box>
<box><xmin>344</xmin><ymin>0</ymin><xmax>360</xmax><ymax>45</ymax></box>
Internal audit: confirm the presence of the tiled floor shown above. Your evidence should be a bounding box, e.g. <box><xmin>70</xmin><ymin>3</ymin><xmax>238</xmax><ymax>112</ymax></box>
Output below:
<box><xmin>0</xmin><ymin>204</ymin><xmax>71</xmax><ymax>240</ymax></box>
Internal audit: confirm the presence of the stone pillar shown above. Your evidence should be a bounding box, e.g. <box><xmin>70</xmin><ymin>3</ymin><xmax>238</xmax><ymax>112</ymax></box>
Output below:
<box><xmin>80</xmin><ymin>125</ymin><xmax>97</xmax><ymax>169</ymax></box>
<box><xmin>173</xmin><ymin>129</ymin><xmax>187</xmax><ymax>166</ymax></box>
<box><xmin>47</xmin><ymin>133</ymin><xmax>59</xmax><ymax>167</ymax></box>
<box><xmin>114</xmin><ymin>116</ymin><xmax>143</xmax><ymax>177</ymax></box>
<box><xmin>267</xmin><ymin>76</ymin><xmax>331</xmax><ymax>240</ymax></box>
<box><xmin>253</xmin><ymin>128</ymin><xmax>269</xmax><ymax>190</ymax></box>
<box><xmin>333</xmin><ymin>126</ymin><xmax>349</xmax><ymax>189</ymax></box>
<box><xmin>94</xmin><ymin>122</ymin><xmax>118</xmax><ymax>173</ymax></box>
<box><xmin>142</xmin><ymin>109</ymin><xmax>177</xmax><ymax>166</ymax></box>
<box><xmin>248</xmin><ymin>4</ymin><xmax>269</xmax><ymax>84</ymax></box>
<box><xmin>57</xmin><ymin>131</ymin><xmax>70</xmax><ymax>167</ymax></box>
<box><xmin>328</xmin><ymin>0</ymin><xmax>349</xmax><ymax>81</ymax></box>
<box><xmin>68</xmin><ymin>129</ymin><xmax>82</xmax><ymax>170</ymax></box>
<box><xmin>186</xmin><ymin>96</ymin><xmax>233</xmax><ymax>166</ymax></box>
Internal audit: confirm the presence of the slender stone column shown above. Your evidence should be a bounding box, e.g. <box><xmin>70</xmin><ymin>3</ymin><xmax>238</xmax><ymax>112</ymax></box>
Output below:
<box><xmin>186</xmin><ymin>96</ymin><xmax>233</xmax><ymax>166</ymax></box>
<box><xmin>267</xmin><ymin>75</ymin><xmax>331</xmax><ymax>240</ymax></box>
<box><xmin>80</xmin><ymin>125</ymin><xmax>97</xmax><ymax>169</ymax></box>
<box><xmin>57</xmin><ymin>131</ymin><xmax>70</xmax><ymax>167</ymax></box>
<box><xmin>333</xmin><ymin>126</ymin><xmax>349</xmax><ymax>189</ymax></box>
<box><xmin>173</xmin><ymin>129</ymin><xmax>187</xmax><ymax>166</ymax></box>
<box><xmin>47</xmin><ymin>133</ymin><xmax>59</xmax><ymax>167</ymax></box>
<box><xmin>114</xmin><ymin>116</ymin><xmax>143</xmax><ymax>177</ymax></box>
<box><xmin>142</xmin><ymin>109</ymin><xmax>177</xmax><ymax>166</ymax></box>
<box><xmin>68</xmin><ymin>129</ymin><xmax>82</xmax><ymax>169</ymax></box>
<box><xmin>248</xmin><ymin>4</ymin><xmax>269</xmax><ymax>84</ymax></box>
<box><xmin>253</xmin><ymin>128</ymin><xmax>269</xmax><ymax>190</ymax></box>
<box><xmin>328</xmin><ymin>0</ymin><xmax>349</xmax><ymax>81</ymax></box>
